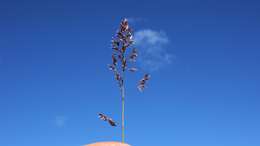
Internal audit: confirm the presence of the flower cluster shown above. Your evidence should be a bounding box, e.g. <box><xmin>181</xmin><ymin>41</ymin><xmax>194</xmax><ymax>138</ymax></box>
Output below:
<box><xmin>98</xmin><ymin>113</ymin><xmax>117</xmax><ymax>127</ymax></box>
<box><xmin>109</xmin><ymin>18</ymin><xmax>150</xmax><ymax>91</ymax></box>
<box><xmin>137</xmin><ymin>74</ymin><xmax>151</xmax><ymax>92</ymax></box>
<box><xmin>107</xmin><ymin>18</ymin><xmax>151</xmax><ymax>143</ymax></box>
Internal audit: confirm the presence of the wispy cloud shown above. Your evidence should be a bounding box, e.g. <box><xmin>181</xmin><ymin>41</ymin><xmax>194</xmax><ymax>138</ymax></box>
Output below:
<box><xmin>54</xmin><ymin>116</ymin><xmax>68</xmax><ymax>128</ymax></box>
<box><xmin>134</xmin><ymin>29</ymin><xmax>173</xmax><ymax>71</ymax></box>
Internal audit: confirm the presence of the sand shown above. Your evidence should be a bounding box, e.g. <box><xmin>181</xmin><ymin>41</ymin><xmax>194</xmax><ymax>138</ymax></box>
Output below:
<box><xmin>86</xmin><ymin>142</ymin><xmax>130</xmax><ymax>146</ymax></box>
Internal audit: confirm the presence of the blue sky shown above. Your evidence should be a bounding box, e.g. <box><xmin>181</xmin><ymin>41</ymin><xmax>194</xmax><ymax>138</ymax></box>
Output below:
<box><xmin>0</xmin><ymin>0</ymin><xmax>260</xmax><ymax>146</ymax></box>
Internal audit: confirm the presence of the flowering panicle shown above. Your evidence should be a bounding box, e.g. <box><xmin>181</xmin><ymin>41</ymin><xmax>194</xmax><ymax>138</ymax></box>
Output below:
<box><xmin>109</xmin><ymin>18</ymin><xmax>150</xmax><ymax>91</ymax></box>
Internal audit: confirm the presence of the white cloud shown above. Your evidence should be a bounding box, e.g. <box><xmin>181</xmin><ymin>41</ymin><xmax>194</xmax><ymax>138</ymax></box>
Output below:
<box><xmin>54</xmin><ymin>116</ymin><xmax>68</xmax><ymax>128</ymax></box>
<box><xmin>134</xmin><ymin>29</ymin><xmax>173</xmax><ymax>71</ymax></box>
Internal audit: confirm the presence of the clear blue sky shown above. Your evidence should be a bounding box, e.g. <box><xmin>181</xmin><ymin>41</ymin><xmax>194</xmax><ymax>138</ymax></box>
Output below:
<box><xmin>0</xmin><ymin>0</ymin><xmax>260</xmax><ymax>146</ymax></box>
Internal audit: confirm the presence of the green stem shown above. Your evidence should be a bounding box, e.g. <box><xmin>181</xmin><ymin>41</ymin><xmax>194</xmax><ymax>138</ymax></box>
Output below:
<box><xmin>121</xmin><ymin>70</ymin><xmax>125</xmax><ymax>143</ymax></box>
<box><xmin>121</xmin><ymin>85</ymin><xmax>125</xmax><ymax>143</ymax></box>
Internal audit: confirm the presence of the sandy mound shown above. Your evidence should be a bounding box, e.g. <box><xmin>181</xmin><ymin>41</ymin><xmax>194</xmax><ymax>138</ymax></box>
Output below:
<box><xmin>86</xmin><ymin>142</ymin><xmax>130</xmax><ymax>146</ymax></box>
